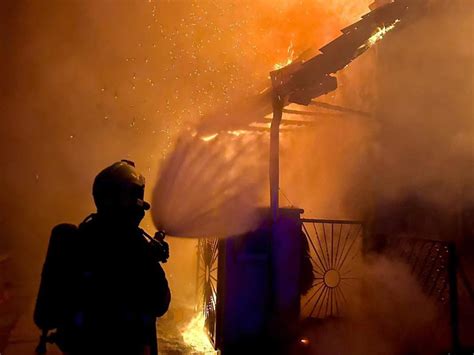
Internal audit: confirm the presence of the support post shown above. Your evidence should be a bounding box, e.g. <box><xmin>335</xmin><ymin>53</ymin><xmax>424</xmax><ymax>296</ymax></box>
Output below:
<box><xmin>270</xmin><ymin>95</ymin><xmax>284</xmax><ymax>222</ymax></box>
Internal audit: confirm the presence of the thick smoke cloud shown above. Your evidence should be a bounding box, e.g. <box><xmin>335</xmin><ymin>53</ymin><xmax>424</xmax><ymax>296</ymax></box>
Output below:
<box><xmin>372</xmin><ymin>2</ymin><xmax>474</xmax><ymax>209</ymax></box>
<box><xmin>280</xmin><ymin>2</ymin><xmax>473</xmax><ymax>224</ymax></box>
<box><xmin>305</xmin><ymin>256</ymin><xmax>442</xmax><ymax>355</ymax></box>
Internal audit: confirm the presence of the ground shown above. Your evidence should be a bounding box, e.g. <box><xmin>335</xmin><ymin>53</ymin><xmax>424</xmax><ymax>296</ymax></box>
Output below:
<box><xmin>2</xmin><ymin>303</ymin><xmax>214</xmax><ymax>355</ymax></box>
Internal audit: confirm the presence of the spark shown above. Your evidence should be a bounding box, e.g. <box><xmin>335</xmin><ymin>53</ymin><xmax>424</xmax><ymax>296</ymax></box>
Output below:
<box><xmin>227</xmin><ymin>130</ymin><xmax>252</xmax><ymax>137</ymax></box>
<box><xmin>365</xmin><ymin>20</ymin><xmax>400</xmax><ymax>48</ymax></box>
<box><xmin>249</xmin><ymin>122</ymin><xmax>271</xmax><ymax>129</ymax></box>
<box><xmin>201</xmin><ymin>133</ymin><xmax>218</xmax><ymax>142</ymax></box>
<box><xmin>300</xmin><ymin>337</ymin><xmax>310</xmax><ymax>346</ymax></box>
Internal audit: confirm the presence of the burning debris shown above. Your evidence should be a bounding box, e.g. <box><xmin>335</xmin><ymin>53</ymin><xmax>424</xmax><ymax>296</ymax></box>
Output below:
<box><xmin>365</xmin><ymin>20</ymin><xmax>400</xmax><ymax>47</ymax></box>
<box><xmin>195</xmin><ymin>0</ymin><xmax>428</xmax><ymax>136</ymax></box>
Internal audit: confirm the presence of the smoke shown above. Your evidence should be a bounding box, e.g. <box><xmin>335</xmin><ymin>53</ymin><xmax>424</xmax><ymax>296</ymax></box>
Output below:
<box><xmin>304</xmin><ymin>255</ymin><xmax>442</xmax><ymax>355</ymax></box>
<box><xmin>277</xmin><ymin>1</ymin><xmax>474</xmax><ymax>223</ymax></box>
<box><xmin>281</xmin><ymin>4</ymin><xmax>473</xmax><ymax>352</ymax></box>
<box><xmin>280</xmin><ymin>111</ymin><xmax>376</xmax><ymax>219</ymax></box>
<box><xmin>1</xmin><ymin>0</ymin><xmax>375</xmax><ymax>320</ymax></box>
<box><xmin>2</xmin><ymin>0</ymin><xmax>472</xmax><ymax>352</ymax></box>
<box><xmin>146</xmin><ymin>0</ymin><xmax>376</xmax><ymax>237</ymax></box>
<box><xmin>371</xmin><ymin>2</ymin><xmax>474</xmax><ymax>209</ymax></box>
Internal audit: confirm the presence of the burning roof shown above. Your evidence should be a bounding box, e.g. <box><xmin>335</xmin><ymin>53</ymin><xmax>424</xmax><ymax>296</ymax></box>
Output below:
<box><xmin>198</xmin><ymin>0</ymin><xmax>431</xmax><ymax>135</ymax></box>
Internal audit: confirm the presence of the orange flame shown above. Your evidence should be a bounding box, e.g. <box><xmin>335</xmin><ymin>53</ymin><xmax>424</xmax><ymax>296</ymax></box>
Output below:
<box><xmin>273</xmin><ymin>41</ymin><xmax>295</xmax><ymax>70</ymax></box>
<box><xmin>181</xmin><ymin>312</ymin><xmax>216</xmax><ymax>353</ymax></box>
<box><xmin>364</xmin><ymin>19</ymin><xmax>400</xmax><ymax>49</ymax></box>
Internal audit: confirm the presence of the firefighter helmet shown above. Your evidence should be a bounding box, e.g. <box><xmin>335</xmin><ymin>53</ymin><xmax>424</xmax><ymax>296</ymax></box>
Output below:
<box><xmin>92</xmin><ymin>160</ymin><xmax>150</xmax><ymax>213</ymax></box>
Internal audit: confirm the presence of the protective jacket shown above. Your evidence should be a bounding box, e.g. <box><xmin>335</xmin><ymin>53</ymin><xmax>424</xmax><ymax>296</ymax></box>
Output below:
<box><xmin>34</xmin><ymin>214</ymin><xmax>171</xmax><ymax>355</ymax></box>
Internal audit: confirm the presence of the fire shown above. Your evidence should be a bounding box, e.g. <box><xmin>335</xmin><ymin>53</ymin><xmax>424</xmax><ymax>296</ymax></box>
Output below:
<box><xmin>200</xmin><ymin>130</ymin><xmax>252</xmax><ymax>142</ymax></box>
<box><xmin>201</xmin><ymin>133</ymin><xmax>219</xmax><ymax>142</ymax></box>
<box><xmin>365</xmin><ymin>19</ymin><xmax>400</xmax><ymax>48</ymax></box>
<box><xmin>228</xmin><ymin>129</ymin><xmax>253</xmax><ymax>136</ymax></box>
<box><xmin>300</xmin><ymin>337</ymin><xmax>310</xmax><ymax>346</ymax></box>
<box><xmin>181</xmin><ymin>312</ymin><xmax>216</xmax><ymax>353</ymax></box>
<box><xmin>273</xmin><ymin>41</ymin><xmax>295</xmax><ymax>70</ymax></box>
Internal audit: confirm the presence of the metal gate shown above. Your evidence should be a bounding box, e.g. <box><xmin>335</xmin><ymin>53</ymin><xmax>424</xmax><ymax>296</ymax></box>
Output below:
<box><xmin>384</xmin><ymin>236</ymin><xmax>460</xmax><ymax>351</ymax></box>
<box><xmin>300</xmin><ymin>219</ymin><xmax>365</xmax><ymax>319</ymax></box>
<box><xmin>385</xmin><ymin>236</ymin><xmax>452</xmax><ymax>305</ymax></box>
<box><xmin>196</xmin><ymin>219</ymin><xmax>367</xmax><ymax>342</ymax></box>
<box><xmin>196</xmin><ymin>238</ymin><xmax>220</xmax><ymax>346</ymax></box>
<box><xmin>195</xmin><ymin>222</ymin><xmax>463</xmax><ymax>352</ymax></box>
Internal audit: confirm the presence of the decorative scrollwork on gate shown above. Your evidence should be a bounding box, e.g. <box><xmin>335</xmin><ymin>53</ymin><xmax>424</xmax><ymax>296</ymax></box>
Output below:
<box><xmin>301</xmin><ymin>219</ymin><xmax>364</xmax><ymax>319</ymax></box>
<box><xmin>197</xmin><ymin>238</ymin><xmax>219</xmax><ymax>344</ymax></box>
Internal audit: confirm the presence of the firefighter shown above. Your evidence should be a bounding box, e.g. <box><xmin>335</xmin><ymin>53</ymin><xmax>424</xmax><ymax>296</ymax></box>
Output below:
<box><xmin>34</xmin><ymin>160</ymin><xmax>170</xmax><ymax>355</ymax></box>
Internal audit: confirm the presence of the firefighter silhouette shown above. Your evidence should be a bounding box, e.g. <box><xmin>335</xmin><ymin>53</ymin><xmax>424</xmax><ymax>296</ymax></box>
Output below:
<box><xmin>34</xmin><ymin>160</ymin><xmax>170</xmax><ymax>355</ymax></box>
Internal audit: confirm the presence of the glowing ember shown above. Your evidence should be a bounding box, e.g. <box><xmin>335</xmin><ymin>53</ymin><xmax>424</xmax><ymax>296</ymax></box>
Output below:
<box><xmin>200</xmin><ymin>130</ymin><xmax>254</xmax><ymax>142</ymax></box>
<box><xmin>365</xmin><ymin>20</ymin><xmax>400</xmax><ymax>48</ymax></box>
<box><xmin>249</xmin><ymin>122</ymin><xmax>271</xmax><ymax>129</ymax></box>
<box><xmin>181</xmin><ymin>312</ymin><xmax>216</xmax><ymax>353</ymax></box>
<box><xmin>273</xmin><ymin>41</ymin><xmax>295</xmax><ymax>70</ymax></box>
<box><xmin>227</xmin><ymin>129</ymin><xmax>252</xmax><ymax>136</ymax></box>
<box><xmin>300</xmin><ymin>337</ymin><xmax>310</xmax><ymax>346</ymax></box>
<box><xmin>201</xmin><ymin>133</ymin><xmax>219</xmax><ymax>142</ymax></box>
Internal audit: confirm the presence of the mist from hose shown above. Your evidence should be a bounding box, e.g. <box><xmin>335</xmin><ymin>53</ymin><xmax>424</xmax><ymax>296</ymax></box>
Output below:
<box><xmin>151</xmin><ymin>131</ymin><xmax>268</xmax><ymax>238</ymax></box>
